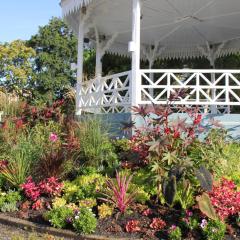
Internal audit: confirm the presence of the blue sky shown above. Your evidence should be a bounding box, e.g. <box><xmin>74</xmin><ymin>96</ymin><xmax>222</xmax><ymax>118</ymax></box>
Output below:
<box><xmin>0</xmin><ymin>0</ymin><xmax>62</xmax><ymax>43</ymax></box>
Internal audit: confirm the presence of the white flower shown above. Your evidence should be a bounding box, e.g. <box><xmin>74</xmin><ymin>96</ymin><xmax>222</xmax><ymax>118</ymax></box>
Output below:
<box><xmin>75</xmin><ymin>216</ymin><xmax>79</xmax><ymax>220</ymax></box>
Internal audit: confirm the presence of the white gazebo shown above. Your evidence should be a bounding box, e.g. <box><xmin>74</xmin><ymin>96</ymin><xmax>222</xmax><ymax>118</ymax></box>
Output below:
<box><xmin>61</xmin><ymin>0</ymin><xmax>240</xmax><ymax>115</ymax></box>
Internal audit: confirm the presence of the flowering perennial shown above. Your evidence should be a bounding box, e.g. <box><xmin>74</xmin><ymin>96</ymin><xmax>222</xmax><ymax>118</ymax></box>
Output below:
<box><xmin>209</xmin><ymin>178</ymin><xmax>240</xmax><ymax>220</ymax></box>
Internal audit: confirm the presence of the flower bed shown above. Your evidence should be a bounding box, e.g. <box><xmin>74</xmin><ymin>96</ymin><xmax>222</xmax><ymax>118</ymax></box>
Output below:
<box><xmin>0</xmin><ymin>98</ymin><xmax>239</xmax><ymax>239</ymax></box>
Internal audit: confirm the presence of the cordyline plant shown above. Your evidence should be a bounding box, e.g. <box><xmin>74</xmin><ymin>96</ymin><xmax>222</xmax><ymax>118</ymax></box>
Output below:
<box><xmin>99</xmin><ymin>171</ymin><xmax>137</xmax><ymax>214</ymax></box>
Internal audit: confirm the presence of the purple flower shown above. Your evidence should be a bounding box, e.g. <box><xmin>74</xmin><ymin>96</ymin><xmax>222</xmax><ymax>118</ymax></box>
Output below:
<box><xmin>74</xmin><ymin>209</ymin><xmax>80</xmax><ymax>215</ymax></box>
<box><xmin>66</xmin><ymin>217</ymin><xmax>73</xmax><ymax>224</ymax></box>
<box><xmin>49</xmin><ymin>133</ymin><xmax>58</xmax><ymax>142</ymax></box>
<box><xmin>186</xmin><ymin>210</ymin><xmax>193</xmax><ymax>217</ymax></box>
<box><xmin>169</xmin><ymin>225</ymin><xmax>177</xmax><ymax>233</ymax></box>
<box><xmin>200</xmin><ymin>219</ymin><xmax>208</xmax><ymax>229</ymax></box>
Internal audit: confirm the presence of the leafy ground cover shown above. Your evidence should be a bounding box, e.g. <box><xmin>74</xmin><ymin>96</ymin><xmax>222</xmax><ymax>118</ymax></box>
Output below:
<box><xmin>0</xmin><ymin>95</ymin><xmax>239</xmax><ymax>240</ymax></box>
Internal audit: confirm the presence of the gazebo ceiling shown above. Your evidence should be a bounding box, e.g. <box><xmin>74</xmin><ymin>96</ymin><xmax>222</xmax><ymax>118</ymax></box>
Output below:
<box><xmin>61</xmin><ymin>0</ymin><xmax>240</xmax><ymax>59</ymax></box>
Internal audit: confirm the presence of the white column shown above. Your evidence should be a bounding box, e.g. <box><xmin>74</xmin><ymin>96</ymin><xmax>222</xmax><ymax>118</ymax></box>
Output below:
<box><xmin>130</xmin><ymin>0</ymin><xmax>141</xmax><ymax>107</ymax></box>
<box><xmin>76</xmin><ymin>12</ymin><xmax>85</xmax><ymax>116</ymax></box>
<box><xmin>95</xmin><ymin>46</ymin><xmax>102</xmax><ymax>78</ymax></box>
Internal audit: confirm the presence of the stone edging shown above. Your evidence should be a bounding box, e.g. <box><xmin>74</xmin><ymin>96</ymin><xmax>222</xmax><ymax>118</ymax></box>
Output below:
<box><xmin>0</xmin><ymin>214</ymin><xmax>136</xmax><ymax>240</ymax></box>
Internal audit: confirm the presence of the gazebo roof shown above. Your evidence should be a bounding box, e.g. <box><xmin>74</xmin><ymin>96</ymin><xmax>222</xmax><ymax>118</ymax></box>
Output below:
<box><xmin>61</xmin><ymin>0</ymin><xmax>240</xmax><ymax>59</ymax></box>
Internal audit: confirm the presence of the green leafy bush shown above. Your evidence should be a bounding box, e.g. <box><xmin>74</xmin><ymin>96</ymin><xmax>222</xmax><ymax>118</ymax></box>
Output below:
<box><xmin>0</xmin><ymin>190</ymin><xmax>21</xmax><ymax>212</ymax></box>
<box><xmin>0</xmin><ymin>131</ymin><xmax>43</xmax><ymax>186</ymax></box>
<box><xmin>62</xmin><ymin>181</ymin><xmax>84</xmax><ymax>203</ymax></box>
<box><xmin>129</xmin><ymin>184</ymin><xmax>150</xmax><ymax>204</ymax></box>
<box><xmin>1</xmin><ymin>202</ymin><xmax>18</xmax><ymax>212</ymax></box>
<box><xmin>62</xmin><ymin>173</ymin><xmax>105</xmax><ymax>203</ymax></box>
<box><xmin>44</xmin><ymin>206</ymin><xmax>73</xmax><ymax>229</ymax></box>
<box><xmin>77</xmin><ymin>118</ymin><xmax>118</xmax><ymax>168</ymax></box>
<box><xmin>168</xmin><ymin>225</ymin><xmax>182</xmax><ymax>240</ymax></box>
<box><xmin>72</xmin><ymin>207</ymin><xmax>97</xmax><ymax>234</ymax></box>
<box><xmin>202</xmin><ymin>219</ymin><xmax>226</xmax><ymax>240</ymax></box>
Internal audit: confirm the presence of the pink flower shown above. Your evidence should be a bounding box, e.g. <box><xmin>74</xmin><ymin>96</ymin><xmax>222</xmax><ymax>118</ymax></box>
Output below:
<box><xmin>49</xmin><ymin>133</ymin><xmax>58</xmax><ymax>142</ymax></box>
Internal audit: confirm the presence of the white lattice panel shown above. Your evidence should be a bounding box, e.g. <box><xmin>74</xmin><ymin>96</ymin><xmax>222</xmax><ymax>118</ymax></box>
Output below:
<box><xmin>140</xmin><ymin>70</ymin><xmax>240</xmax><ymax>107</ymax></box>
<box><xmin>79</xmin><ymin>71</ymin><xmax>131</xmax><ymax>113</ymax></box>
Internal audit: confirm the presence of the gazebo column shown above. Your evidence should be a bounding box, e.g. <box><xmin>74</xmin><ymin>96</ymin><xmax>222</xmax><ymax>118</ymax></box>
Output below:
<box><xmin>198</xmin><ymin>41</ymin><xmax>226</xmax><ymax>114</ymax></box>
<box><xmin>129</xmin><ymin>0</ymin><xmax>141</xmax><ymax>107</ymax></box>
<box><xmin>76</xmin><ymin>10</ymin><xmax>86</xmax><ymax>116</ymax></box>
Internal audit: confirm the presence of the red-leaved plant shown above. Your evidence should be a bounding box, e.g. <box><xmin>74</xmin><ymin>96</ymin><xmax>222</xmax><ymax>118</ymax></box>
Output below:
<box><xmin>125</xmin><ymin>220</ymin><xmax>141</xmax><ymax>233</ymax></box>
<box><xmin>100</xmin><ymin>171</ymin><xmax>137</xmax><ymax>213</ymax></box>
<box><xmin>209</xmin><ymin>178</ymin><xmax>240</xmax><ymax>220</ymax></box>
<box><xmin>129</xmin><ymin>100</ymin><xmax>206</xmax><ymax>165</ymax></box>
<box><xmin>150</xmin><ymin>218</ymin><xmax>167</xmax><ymax>230</ymax></box>
<box><xmin>21</xmin><ymin>176</ymin><xmax>63</xmax><ymax>207</ymax></box>
<box><xmin>21</xmin><ymin>177</ymin><xmax>41</xmax><ymax>201</ymax></box>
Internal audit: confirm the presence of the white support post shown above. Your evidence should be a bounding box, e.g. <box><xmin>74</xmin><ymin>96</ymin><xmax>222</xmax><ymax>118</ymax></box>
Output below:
<box><xmin>130</xmin><ymin>0</ymin><xmax>141</xmax><ymax>107</ymax></box>
<box><xmin>76</xmin><ymin>12</ymin><xmax>85</xmax><ymax>116</ymax></box>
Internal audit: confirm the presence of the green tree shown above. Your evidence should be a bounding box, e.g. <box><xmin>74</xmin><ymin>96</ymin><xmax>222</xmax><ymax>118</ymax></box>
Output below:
<box><xmin>0</xmin><ymin>40</ymin><xmax>36</xmax><ymax>97</ymax></box>
<box><xmin>27</xmin><ymin>17</ymin><xmax>77</xmax><ymax>103</ymax></box>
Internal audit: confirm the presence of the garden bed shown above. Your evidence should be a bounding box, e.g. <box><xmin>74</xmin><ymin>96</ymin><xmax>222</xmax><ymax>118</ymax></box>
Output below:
<box><xmin>0</xmin><ymin>100</ymin><xmax>240</xmax><ymax>240</ymax></box>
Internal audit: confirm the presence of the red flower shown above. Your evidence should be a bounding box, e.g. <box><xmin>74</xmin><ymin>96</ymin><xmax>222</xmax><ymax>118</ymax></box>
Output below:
<box><xmin>31</xmin><ymin>107</ymin><xmax>38</xmax><ymax>114</ymax></box>
<box><xmin>193</xmin><ymin>114</ymin><xmax>202</xmax><ymax>125</ymax></box>
<box><xmin>173</xmin><ymin>130</ymin><xmax>180</xmax><ymax>139</ymax></box>
<box><xmin>1</xmin><ymin>121</ymin><xmax>8</xmax><ymax>129</ymax></box>
<box><xmin>126</xmin><ymin>220</ymin><xmax>141</xmax><ymax>233</ymax></box>
<box><xmin>150</xmin><ymin>218</ymin><xmax>166</xmax><ymax>230</ymax></box>
<box><xmin>164</xmin><ymin>127</ymin><xmax>171</xmax><ymax>135</ymax></box>
<box><xmin>142</xmin><ymin>208</ymin><xmax>152</xmax><ymax>216</ymax></box>
<box><xmin>0</xmin><ymin>160</ymin><xmax>9</xmax><ymax>171</ymax></box>
<box><xmin>15</xmin><ymin>119</ymin><xmax>24</xmax><ymax>129</ymax></box>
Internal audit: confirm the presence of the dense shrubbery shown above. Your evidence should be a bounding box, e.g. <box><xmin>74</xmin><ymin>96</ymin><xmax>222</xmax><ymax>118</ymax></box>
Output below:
<box><xmin>0</xmin><ymin>98</ymin><xmax>239</xmax><ymax>239</ymax></box>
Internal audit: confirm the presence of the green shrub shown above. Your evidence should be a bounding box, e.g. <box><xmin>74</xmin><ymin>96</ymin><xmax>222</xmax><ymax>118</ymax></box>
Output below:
<box><xmin>129</xmin><ymin>184</ymin><xmax>150</xmax><ymax>204</ymax></box>
<box><xmin>0</xmin><ymin>190</ymin><xmax>21</xmax><ymax>212</ymax></box>
<box><xmin>168</xmin><ymin>226</ymin><xmax>182</xmax><ymax>240</ymax></box>
<box><xmin>77</xmin><ymin>118</ymin><xmax>118</xmax><ymax>168</ymax></box>
<box><xmin>44</xmin><ymin>206</ymin><xmax>73</xmax><ymax>229</ymax></box>
<box><xmin>72</xmin><ymin>207</ymin><xmax>97</xmax><ymax>234</ymax></box>
<box><xmin>1</xmin><ymin>202</ymin><xmax>18</xmax><ymax>212</ymax></box>
<box><xmin>62</xmin><ymin>181</ymin><xmax>85</xmax><ymax>203</ymax></box>
<box><xmin>222</xmin><ymin>143</ymin><xmax>240</xmax><ymax>177</ymax></box>
<box><xmin>0</xmin><ymin>132</ymin><xmax>43</xmax><ymax>186</ymax></box>
<box><xmin>202</xmin><ymin>219</ymin><xmax>226</xmax><ymax>240</ymax></box>
<box><xmin>112</xmin><ymin>138</ymin><xmax>130</xmax><ymax>153</ymax></box>
<box><xmin>72</xmin><ymin>173</ymin><xmax>106</xmax><ymax>199</ymax></box>
<box><xmin>5</xmin><ymin>190</ymin><xmax>21</xmax><ymax>203</ymax></box>
<box><xmin>62</xmin><ymin>173</ymin><xmax>105</xmax><ymax>203</ymax></box>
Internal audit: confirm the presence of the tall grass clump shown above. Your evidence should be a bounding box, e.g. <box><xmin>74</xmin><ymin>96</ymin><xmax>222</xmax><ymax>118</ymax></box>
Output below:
<box><xmin>77</xmin><ymin>117</ymin><xmax>118</xmax><ymax>169</ymax></box>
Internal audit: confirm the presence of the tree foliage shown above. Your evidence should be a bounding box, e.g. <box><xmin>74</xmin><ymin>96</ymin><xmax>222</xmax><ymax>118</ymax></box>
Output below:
<box><xmin>0</xmin><ymin>40</ymin><xmax>36</xmax><ymax>97</ymax></box>
<box><xmin>27</xmin><ymin>17</ymin><xmax>77</xmax><ymax>103</ymax></box>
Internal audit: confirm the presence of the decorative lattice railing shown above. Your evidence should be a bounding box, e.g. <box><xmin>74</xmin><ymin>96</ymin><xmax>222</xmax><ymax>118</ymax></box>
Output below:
<box><xmin>140</xmin><ymin>69</ymin><xmax>240</xmax><ymax>114</ymax></box>
<box><xmin>79</xmin><ymin>69</ymin><xmax>240</xmax><ymax>114</ymax></box>
<box><xmin>79</xmin><ymin>71</ymin><xmax>131</xmax><ymax>113</ymax></box>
